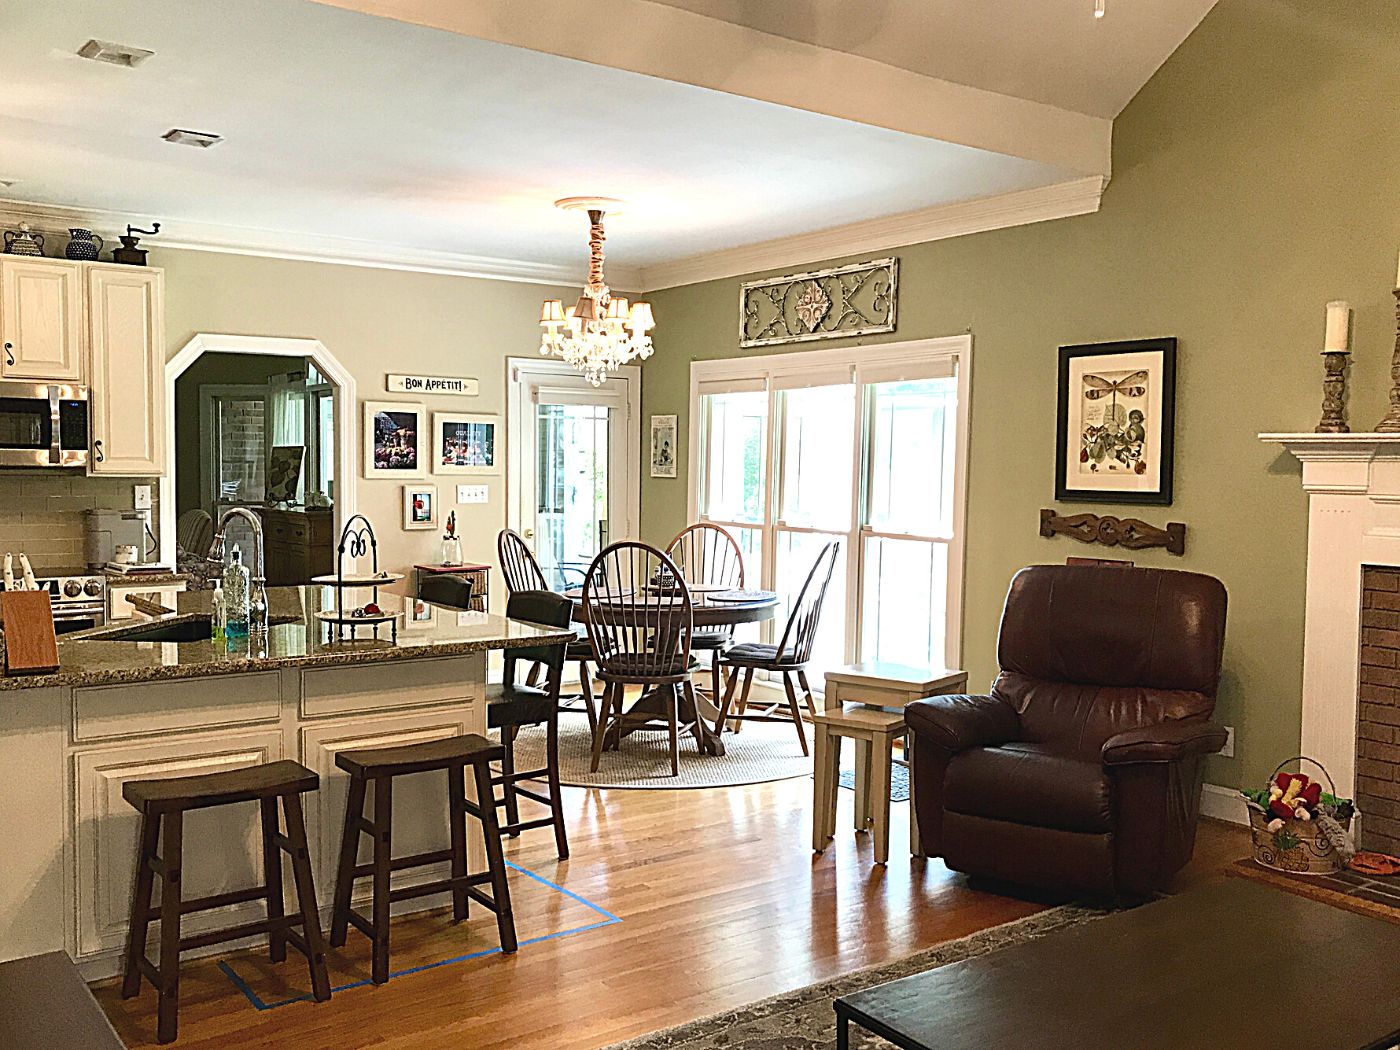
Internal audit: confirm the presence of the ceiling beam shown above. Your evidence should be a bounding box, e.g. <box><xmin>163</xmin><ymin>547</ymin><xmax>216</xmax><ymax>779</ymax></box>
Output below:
<box><xmin>309</xmin><ymin>0</ymin><xmax>1112</xmax><ymax>178</ymax></box>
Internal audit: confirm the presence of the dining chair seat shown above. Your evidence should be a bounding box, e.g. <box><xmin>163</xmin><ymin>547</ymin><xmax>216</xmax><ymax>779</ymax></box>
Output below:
<box><xmin>718</xmin><ymin>641</ymin><xmax>800</xmax><ymax>667</ymax></box>
<box><xmin>597</xmin><ymin>654</ymin><xmax>694</xmax><ymax>680</ymax></box>
<box><xmin>689</xmin><ymin>630</ymin><xmax>733</xmax><ymax>651</ymax></box>
<box><xmin>486</xmin><ymin>682</ymin><xmax>554</xmax><ymax>728</ymax></box>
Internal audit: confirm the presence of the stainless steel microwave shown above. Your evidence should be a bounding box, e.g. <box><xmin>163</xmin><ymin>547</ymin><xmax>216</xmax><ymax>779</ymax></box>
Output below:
<box><xmin>0</xmin><ymin>382</ymin><xmax>90</xmax><ymax>467</ymax></box>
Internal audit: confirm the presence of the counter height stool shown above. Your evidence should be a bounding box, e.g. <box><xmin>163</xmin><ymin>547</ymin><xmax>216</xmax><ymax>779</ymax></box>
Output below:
<box><xmin>120</xmin><ymin>759</ymin><xmax>331</xmax><ymax>1044</ymax></box>
<box><xmin>329</xmin><ymin>734</ymin><xmax>515</xmax><ymax>985</ymax></box>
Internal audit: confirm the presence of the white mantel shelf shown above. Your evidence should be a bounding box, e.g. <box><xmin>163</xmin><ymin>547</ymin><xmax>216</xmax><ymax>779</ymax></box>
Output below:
<box><xmin>1262</xmin><ymin>431</ymin><xmax>1400</xmax><ymax>803</ymax></box>
<box><xmin>1262</xmin><ymin>432</ymin><xmax>1400</xmax><ymax>496</ymax></box>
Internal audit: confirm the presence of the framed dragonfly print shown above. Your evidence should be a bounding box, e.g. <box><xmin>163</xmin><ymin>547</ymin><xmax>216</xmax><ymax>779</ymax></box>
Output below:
<box><xmin>1055</xmin><ymin>338</ymin><xmax>1176</xmax><ymax>505</ymax></box>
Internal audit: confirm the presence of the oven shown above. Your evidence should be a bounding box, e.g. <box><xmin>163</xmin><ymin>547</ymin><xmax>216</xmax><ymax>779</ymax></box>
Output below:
<box><xmin>0</xmin><ymin>382</ymin><xmax>90</xmax><ymax>468</ymax></box>
<box><xmin>2</xmin><ymin>573</ymin><xmax>106</xmax><ymax>634</ymax></box>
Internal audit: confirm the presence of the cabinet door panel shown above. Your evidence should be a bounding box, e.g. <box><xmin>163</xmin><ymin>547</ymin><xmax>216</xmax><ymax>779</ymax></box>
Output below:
<box><xmin>301</xmin><ymin>711</ymin><xmax>483</xmax><ymax>909</ymax></box>
<box><xmin>73</xmin><ymin>729</ymin><xmax>282</xmax><ymax>959</ymax></box>
<box><xmin>0</xmin><ymin>258</ymin><xmax>85</xmax><ymax>381</ymax></box>
<box><xmin>88</xmin><ymin>267</ymin><xmax>165</xmax><ymax>475</ymax></box>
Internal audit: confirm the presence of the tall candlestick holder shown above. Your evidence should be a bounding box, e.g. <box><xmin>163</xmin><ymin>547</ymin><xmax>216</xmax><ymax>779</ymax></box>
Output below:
<box><xmin>1316</xmin><ymin>348</ymin><xmax>1350</xmax><ymax>433</ymax></box>
<box><xmin>1376</xmin><ymin>288</ymin><xmax>1400</xmax><ymax>432</ymax></box>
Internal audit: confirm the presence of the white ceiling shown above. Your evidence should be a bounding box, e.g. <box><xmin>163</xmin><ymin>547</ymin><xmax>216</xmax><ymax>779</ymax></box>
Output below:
<box><xmin>0</xmin><ymin>0</ymin><xmax>1215</xmax><ymax>289</ymax></box>
<box><xmin>642</xmin><ymin>0</ymin><xmax>1220</xmax><ymax>119</ymax></box>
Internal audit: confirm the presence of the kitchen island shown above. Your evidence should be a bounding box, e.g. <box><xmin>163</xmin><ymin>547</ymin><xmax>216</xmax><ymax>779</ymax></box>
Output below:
<box><xmin>0</xmin><ymin>586</ymin><xmax>574</xmax><ymax>976</ymax></box>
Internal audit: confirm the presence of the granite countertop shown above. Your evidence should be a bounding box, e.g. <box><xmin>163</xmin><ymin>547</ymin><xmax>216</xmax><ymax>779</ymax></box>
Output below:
<box><xmin>103</xmin><ymin>570</ymin><xmax>191</xmax><ymax>587</ymax></box>
<box><xmin>0</xmin><ymin>586</ymin><xmax>574</xmax><ymax>690</ymax></box>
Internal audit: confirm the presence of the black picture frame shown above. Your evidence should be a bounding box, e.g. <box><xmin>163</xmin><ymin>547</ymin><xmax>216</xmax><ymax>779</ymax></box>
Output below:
<box><xmin>1055</xmin><ymin>337</ymin><xmax>1177</xmax><ymax>506</ymax></box>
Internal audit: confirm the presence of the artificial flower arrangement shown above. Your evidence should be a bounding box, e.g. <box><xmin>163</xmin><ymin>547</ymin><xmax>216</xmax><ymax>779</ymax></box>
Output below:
<box><xmin>1241</xmin><ymin>762</ymin><xmax>1353</xmax><ymax>874</ymax></box>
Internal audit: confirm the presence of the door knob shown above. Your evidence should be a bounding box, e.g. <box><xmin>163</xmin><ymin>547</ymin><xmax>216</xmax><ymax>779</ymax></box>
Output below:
<box><xmin>522</xmin><ymin>528</ymin><xmax>534</xmax><ymax>539</ymax></box>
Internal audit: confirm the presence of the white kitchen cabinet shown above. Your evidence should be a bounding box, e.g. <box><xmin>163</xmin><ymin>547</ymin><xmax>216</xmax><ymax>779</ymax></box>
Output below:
<box><xmin>0</xmin><ymin>257</ymin><xmax>86</xmax><ymax>382</ymax></box>
<box><xmin>87</xmin><ymin>266</ymin><xmax>165</xmax><ymax>475</ymax></box>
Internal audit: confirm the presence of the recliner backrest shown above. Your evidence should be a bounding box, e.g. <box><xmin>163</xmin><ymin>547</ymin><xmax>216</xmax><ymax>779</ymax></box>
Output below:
<box><xmin>990</xmin><ymin>565</ymin><xmax>1227</xmax><ymax>756</ymax></box>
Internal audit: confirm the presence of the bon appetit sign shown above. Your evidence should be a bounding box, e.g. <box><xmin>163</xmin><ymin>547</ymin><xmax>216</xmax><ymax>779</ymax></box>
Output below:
<box><xmin>386</xmin><ymin>374</ymin><xmax>480</xmax><ymax>396</ymax></box>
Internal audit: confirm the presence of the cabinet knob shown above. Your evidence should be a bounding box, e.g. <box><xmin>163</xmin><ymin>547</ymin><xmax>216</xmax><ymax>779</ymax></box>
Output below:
<box><xmin>3</xmin><ymin>342</ymin><xmax>12</xmax><ymax>366</ymax></box>
<box><xmin>93</xmin><ymin>439</ymin><xmax>104</xmax><ymax>463</ymax></box>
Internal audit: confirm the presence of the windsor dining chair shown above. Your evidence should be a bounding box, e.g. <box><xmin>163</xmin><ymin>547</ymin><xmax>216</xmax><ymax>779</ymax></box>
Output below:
<box><xmin>666</xmin><ymin>522</ymin><xmax>745</xmax><ymax>703</ymax></box>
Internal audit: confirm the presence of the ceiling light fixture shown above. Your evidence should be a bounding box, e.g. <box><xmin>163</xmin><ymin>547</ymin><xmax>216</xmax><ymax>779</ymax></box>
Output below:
<box><xmin>162</xmin><ymin>128</ymin><xmax>224</xmax><ymax>148</ymax></box>
<box><xmin>77</xmin><ymin>39</ymin><xmax>155</xmax><ymax>68</ymax></box>
<box><xmin>1094</xmin><ymin>0</ymin><xmax>1106</xmax><ymax>18</ymax></box>
<box><xmin>539</xmin><ymin>198</ymin><xmax>655</xmax><ymax>386</ymax></box>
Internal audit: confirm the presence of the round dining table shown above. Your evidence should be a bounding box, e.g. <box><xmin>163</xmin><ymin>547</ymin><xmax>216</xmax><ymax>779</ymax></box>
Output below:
<box><xmin>563</xmin><ymin>587</ymin><xmax>780</xmax><ymax>757</ymax></box>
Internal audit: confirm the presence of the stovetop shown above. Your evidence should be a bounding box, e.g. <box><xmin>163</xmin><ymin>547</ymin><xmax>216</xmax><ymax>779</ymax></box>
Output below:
<box><xmin>2</xmin><ymin>567</ymin><xmax>106</xmax><ymax>604</ymax></box>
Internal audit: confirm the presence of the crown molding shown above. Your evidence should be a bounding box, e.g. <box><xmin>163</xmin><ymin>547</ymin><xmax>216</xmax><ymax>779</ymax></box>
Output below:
<box><xmin>633</xmin><ymin>176</ymin><xmax>1108</xmax><ymax>292</ymax></box>
<box><xmin>0</xmin><ymin>197</ymin><xmax>619</xmax><ymax>290</ymax></box>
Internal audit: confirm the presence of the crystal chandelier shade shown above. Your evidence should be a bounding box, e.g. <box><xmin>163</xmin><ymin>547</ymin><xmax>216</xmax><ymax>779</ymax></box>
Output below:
<box><xmin>539</xmin><ymin>202</ymin><xmax>655</xmax><ymax>386</ymax></box>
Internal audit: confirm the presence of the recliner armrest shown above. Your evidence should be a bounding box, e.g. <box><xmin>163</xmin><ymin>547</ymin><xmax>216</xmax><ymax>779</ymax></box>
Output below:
<box><xmin>1101</xmin><ymin>721</ymin><xmax>1228</xmax><ymax>766</ymax></box>
<box><xmin>905</xmin><ymin>694</ymin><xmax>1020</xmax><ymax>754</ymax></box>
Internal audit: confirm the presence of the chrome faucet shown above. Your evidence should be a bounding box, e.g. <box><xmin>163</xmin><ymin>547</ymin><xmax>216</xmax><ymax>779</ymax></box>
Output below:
<box><xmin>207</xmin><ymin>507</ymin><xmax>269</xmax><ymax>634</ymax></box>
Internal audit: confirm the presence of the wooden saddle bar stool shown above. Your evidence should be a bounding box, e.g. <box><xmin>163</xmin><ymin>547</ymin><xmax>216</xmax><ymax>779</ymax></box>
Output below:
<box><xmin>666</xmin><ymin>522</ymin><xmax>746</xmax><ymax>704</ymax></box>
<box><xmin>121</xmin><ymin>759</ymin><xmax>331</xmax><ymax>1044</ymax></box>
<box><xmin>498</xmin><ymin>527</ymin><xmax>599</xmax><ymax>734</ymax></box>
<box><xmin>488</xmin><ymin>589</ymin><xmax>574</xmax><ymax>858</ymax></box>
<box><xmin>715</xmin><ymin>541</ymin><xmax>841</xmax><ymax>756</ymax></box>
<box><xmin>584</xmin><ymin>541</ymin><xmax>701</xmax><ymax>777</ymax></box>
<box><xmin>329</xmin><ymin>733</ymin><xmax>515</xmax><ymax>985</ymax></box>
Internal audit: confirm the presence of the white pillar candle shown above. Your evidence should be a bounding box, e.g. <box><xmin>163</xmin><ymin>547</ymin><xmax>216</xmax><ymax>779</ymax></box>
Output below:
<box><xmin>1324</xmin><ymin>300</ymin><xmax>1351</xmax><ymax>352</ymax></box>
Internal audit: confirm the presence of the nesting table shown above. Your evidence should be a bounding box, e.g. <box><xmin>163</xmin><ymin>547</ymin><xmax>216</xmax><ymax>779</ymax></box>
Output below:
<box><xmin>814</xmin><ymin>663</ymin><xmax>968</xmax><ymax>864</ymax></box>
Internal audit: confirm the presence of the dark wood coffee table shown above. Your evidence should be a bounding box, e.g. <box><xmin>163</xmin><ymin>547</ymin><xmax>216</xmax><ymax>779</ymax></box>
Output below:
<box><xmin>835</xmin><ymin>879</ymin><xmax>1400</xmax><ymax>1050</ymax></box>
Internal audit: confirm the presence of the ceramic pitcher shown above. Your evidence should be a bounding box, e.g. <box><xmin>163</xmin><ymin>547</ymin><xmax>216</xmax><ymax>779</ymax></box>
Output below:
<box><xmin>64</xmin><ymin>228</ymin><xmax>104</xmax><ymax>261</ymax></box>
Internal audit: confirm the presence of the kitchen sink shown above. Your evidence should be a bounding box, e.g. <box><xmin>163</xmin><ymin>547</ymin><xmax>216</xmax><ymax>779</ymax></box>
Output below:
<box><xmin>82</xmin><ymin>615</ymin><xmax>299</xmax><ymax>643</ymax></box>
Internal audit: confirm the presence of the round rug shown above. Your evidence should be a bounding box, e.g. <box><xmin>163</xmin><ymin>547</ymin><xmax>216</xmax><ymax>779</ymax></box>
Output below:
<box><xmin>510</xmin><ymin>715</ymin><xmax>814</xmax><ymax>790</ymax></box>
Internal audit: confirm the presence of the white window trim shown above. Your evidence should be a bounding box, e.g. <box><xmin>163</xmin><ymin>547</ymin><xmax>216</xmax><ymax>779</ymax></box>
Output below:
<box><xmin>687</xmin><ymin>335</ymin><xmax>973</xmax><ymax>669</ymax></box>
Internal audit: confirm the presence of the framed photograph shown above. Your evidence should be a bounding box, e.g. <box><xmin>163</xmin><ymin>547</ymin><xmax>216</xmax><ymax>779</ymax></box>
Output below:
<box><xmin>650</xmin><ymin>414</ymin><xmax>677</xmax><ymax>478</ymax></box>
<box><xmin>433</xmin><ymin>412</ymin><xmax>499</xmax><ymax>475</ymax></box>
<box><xmin>402</xmin><ymin>484</ymin><xmax>437</xmax><ymax>530</ymax></box>
<box><xmin>1055</xmin><ymin>338</ymin><xmax>1176</xmax><ymax>505</ymax></box>
<box><xmin>364</xmin><ymin>401</ymin><xmax>426</xmax><ymax>478</ymax></box>
<box><xmin>404</xmin><ymin>597</ymin><xmax>438</xmax><ymax>631</ymax></box>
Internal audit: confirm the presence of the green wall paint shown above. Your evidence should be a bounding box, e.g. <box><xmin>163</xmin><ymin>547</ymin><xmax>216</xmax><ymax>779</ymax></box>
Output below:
<box><xmin>638</xmin><ymin>0</ymin><xmax>1400</xmax><ymax>790</ymax></box>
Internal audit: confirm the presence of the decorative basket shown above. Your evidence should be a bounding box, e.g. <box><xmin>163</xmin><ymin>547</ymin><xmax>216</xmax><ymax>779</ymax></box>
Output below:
<box><xmin>1245</xmin><ymin>756</ymin><xmax>1351</xmax><ymax>875</ymax></box>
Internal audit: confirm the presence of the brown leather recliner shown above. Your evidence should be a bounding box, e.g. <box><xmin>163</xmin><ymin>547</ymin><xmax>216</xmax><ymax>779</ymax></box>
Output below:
<box><xmin>907</xmin><ymin>565</ymin><xmax>1228</xmax><ymax>897</ymax></box>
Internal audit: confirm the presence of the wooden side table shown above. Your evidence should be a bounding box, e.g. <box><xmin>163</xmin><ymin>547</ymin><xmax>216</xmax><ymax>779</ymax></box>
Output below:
<box><xmin>817</xmin><ymin>663</ymin><xmax>969</xmax><ymax>862</ymax></box>
<box><xmin>414</xmin><ymin>562</ymin><xmax>490</xmax><ymax>612</ymax></box>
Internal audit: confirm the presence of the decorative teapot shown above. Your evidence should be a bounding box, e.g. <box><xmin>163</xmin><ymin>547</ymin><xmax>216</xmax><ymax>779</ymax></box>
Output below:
<box><xmin>3</xmin><ymin>223</ymin><xmax>44</xmax><ymax>257</ymax></box>
<box><xmin>64</xmin><ymin>228</ymin><xmax>104</xmax><ymax>261</ymax></box>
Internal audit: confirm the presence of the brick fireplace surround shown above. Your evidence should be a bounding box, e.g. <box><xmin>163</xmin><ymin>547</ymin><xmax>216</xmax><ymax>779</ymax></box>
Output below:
<box><xmin>1360</xmin><ymin>566</ymin><xmax>1400</xmax><ymax>854</ymax></box>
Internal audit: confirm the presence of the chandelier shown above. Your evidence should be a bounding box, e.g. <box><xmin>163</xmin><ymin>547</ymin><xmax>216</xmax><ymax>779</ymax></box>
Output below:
<box><xmin>539</xmin><ymin>197</ymin><xmax>655</xmax><ymax>386</ymax></box>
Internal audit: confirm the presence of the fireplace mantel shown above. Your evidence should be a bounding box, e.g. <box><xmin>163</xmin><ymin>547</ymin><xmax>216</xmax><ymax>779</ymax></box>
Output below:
<box><xmin>1261</xmin><ymin>432</ymin><xmax>1400</xmax><ymax>801</ymax></box>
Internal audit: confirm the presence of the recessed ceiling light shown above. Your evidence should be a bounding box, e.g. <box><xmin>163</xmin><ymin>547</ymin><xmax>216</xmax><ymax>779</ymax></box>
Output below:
<box><xmin>77</xmin><ymin>39</ymin><xmax>155</xmax><ymax>68</ymax></box>
<box><xmin>162</xmin><ymin>128</ymin><xmax>224</xmax><ymax>149</ymax></box>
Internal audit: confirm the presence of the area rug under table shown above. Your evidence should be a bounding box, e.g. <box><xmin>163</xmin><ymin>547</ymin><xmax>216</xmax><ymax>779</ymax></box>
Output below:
<box><xmin>510</xmin><ymin>717</ymin><xmax>814</xmax><ymax>790</ymax></box>
<box><xmin>600</xmin><ymin>904</ymin><xmax>1105</xmax><ymax>1049</ymax></box>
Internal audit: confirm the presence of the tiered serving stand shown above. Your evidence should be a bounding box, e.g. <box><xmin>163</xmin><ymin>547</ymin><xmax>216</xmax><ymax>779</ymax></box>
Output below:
<box><xmin>311</xmin><ymin>514</ymin><xmax>404</xmax><ymax>642</ymax></box>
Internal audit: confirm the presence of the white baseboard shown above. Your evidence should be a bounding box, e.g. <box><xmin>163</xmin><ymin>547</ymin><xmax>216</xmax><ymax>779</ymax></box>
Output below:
<box><xmin>1201</xmin><ymin>782</ymin><xmax>1247</xmax><ymax>825</ymax></box>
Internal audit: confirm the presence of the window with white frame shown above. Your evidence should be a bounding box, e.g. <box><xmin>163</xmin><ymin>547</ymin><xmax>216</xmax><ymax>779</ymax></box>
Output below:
<box><xmin>690</xmin><ymin>338</ymin><xmax>970</xmax><ymax>677</ymax></box>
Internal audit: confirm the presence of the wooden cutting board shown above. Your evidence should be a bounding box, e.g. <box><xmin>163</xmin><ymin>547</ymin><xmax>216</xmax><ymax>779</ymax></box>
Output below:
<box><xmin>1</xmin><ymin>590</ymin><xmax>60</xmax><ymax>676</ymax></box>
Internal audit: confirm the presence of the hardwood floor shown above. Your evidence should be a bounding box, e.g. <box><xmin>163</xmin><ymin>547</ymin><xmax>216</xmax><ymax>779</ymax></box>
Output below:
<box><xmin>92</xmin><ymin>774</ymin><xmax>1248</xmax><ymax>1050</ymax></box>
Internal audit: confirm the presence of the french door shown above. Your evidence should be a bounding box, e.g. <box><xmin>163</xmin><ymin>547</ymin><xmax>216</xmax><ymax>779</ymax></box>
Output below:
<box><xmin>509</xmin><ymin>361</ymin><xmax>640</xmax><ymax>589</ymax></box>
<box><xmin>692</xmin><ymin>339</ymin><xmax>969</xmax><ymax>677</ymax></box>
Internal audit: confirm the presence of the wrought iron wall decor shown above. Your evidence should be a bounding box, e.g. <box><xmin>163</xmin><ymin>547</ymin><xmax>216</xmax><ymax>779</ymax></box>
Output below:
<box><xmin>740</xmin><ymin>258</ymin><xmax>897</xmax><ymax>348</ymax></box>
<box><xmin>1039</xmin><ymin>508</ymin><xmax>1187</xmax><ymax>556</ymax></box>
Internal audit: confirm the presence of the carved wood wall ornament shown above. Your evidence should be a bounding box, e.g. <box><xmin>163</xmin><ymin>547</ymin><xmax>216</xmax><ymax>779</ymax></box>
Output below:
<box><xmin>1039</xmin><ymin>509</ymin><xmax>1187</xmax><ymax>556</ymax></box>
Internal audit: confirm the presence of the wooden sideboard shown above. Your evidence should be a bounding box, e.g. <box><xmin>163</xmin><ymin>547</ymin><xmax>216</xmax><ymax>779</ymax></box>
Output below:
<box><xmin>257</xmin><ymin>507</ymin><xmax>335</xmax><ymax>585</ymax></box>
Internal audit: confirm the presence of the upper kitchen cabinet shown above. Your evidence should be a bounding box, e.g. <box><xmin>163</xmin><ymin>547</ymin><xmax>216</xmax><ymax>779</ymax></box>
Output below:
<box><xmin>0</xmin><ymin>257</ymin><xmax>86</xmax><ymax>382</ymax></box>
<box><xmin>88</xmin><ymin>266</ymin><xmax>166</xmax><ymax>476</ymax></box>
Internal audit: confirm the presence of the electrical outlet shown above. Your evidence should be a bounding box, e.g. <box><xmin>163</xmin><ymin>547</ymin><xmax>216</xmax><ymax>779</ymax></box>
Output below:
<box><xmin>456</xmin><ymin>485</ymin><xmax>488</xmax><ymax>504</ymax></box>
<box><xmin>1221</xmin><ymin>726</ymin><xmax>1235</xmax><ymax>758</ymax></box>
<box><xmin>133</xmin><ymin>484</ymin><xmax>152</xmax><ymax>510</ymax></box>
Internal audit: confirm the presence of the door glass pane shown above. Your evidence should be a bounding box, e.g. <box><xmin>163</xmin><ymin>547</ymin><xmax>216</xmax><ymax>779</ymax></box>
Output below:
<box><xmin>779</xmin><ymin>385</ymin><xmax>854</xmax><ymax>530</ymax></box>
<box><xmin>774</xmin><ymin>530</ymin><xmax>846</xmax><ymax>677</ymax></box>
<box><xmin>861</xmin><ymin>536</ymin><xmax>948</xmax><ymax>666</ymax></box>
<box><xmin>217</xmin><ymin>397</ymin><xmax>265</xmax><ymax>506</ymax></box>
<box><xmin>866</xmin><ymin>376</ymin><xmax>957</xmax><ymax>536</ymax></box>
<box><xmin>536</xmin><ymin>402</ymin><xmax>609</xmax><ymax>590</ymax></box>
<box><xmin>701</xmin><ymin>391</ymin><xmax>767</xmax><ymax>524</ymax></box>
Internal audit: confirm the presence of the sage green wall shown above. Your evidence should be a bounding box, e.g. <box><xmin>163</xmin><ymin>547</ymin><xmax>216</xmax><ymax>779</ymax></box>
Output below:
<box><xmin>638</xmin><ymin>0</ymin><xmax>1400</xmax><ymax>791</ymax></box>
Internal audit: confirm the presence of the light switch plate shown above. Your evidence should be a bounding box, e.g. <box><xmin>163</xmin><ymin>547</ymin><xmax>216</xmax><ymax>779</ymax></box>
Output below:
<box><xmin>457</xmin><ymin>484</ymin><xmax>488</xmax><ymax>504</ymax></box>
<box><xmin>133</xmin><ymin>484</ymin><xmax>153</xmax><ymax>510</ymax></box>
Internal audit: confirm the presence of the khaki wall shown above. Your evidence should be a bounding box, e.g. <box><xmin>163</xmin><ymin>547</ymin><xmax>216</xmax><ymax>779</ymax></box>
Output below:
<box><xmin>637</xmin><ymin>0</ymin><xmax>1400</xmax><ymax>790</ymax></box>
<box><xmin>154</xmin><ymin>248</ymin><xmax>575</xmax><ymax>602</ymax></box>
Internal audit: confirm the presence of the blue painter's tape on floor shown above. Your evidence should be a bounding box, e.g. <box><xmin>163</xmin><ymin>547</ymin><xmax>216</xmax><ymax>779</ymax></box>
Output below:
<box><xmin>219</xmin><ymin>860</ymin><xmax>619</xmax><ymax>1011</ymax></box>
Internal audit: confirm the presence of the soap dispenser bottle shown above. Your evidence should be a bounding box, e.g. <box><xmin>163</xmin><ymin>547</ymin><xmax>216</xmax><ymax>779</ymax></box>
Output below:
<box><xmin>223</xmin><ymin>546</ymin><xmax>251</xmax><ymax>639</ymax></box>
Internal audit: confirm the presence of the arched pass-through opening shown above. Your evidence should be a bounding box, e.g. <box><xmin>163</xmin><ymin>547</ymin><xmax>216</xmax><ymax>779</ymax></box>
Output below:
<box><xmin>159</xmin><ymin>334</ymin><xmax>358</xmax><ymax>567</ymax></box>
